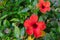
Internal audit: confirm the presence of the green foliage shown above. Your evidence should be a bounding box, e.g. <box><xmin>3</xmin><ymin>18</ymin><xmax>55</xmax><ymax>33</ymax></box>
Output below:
<box><xmin>12</xmin><ymin>23</ymin><xmax>20</xmax><ymax>39</ymax></box>
<box><xmin>0</xmin><ymin>0</ymin><xmax>60</xmax><ymax>40</ymax></box>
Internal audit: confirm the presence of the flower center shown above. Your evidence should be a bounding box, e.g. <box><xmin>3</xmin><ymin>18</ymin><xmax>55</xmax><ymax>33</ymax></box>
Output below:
<box><xmin>32</xmin><ymin>23</ymin><xmax>37</xmax><ymax>28</ymax></box>
<box><xmin>42</xmin><ymin>5</ymin><xmax>45</xmax><ymax>9</ymax></box>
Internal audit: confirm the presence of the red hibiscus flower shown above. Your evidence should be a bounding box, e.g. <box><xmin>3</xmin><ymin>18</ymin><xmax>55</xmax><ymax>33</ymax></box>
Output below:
<box><xmin>24</xmin><ymin>14</ymin><xmax>46</xmax><ymax>38</ymax></box>
<box><xmin>37</xmin><ymin>0</ymin><xmax>50</xmax><ymax>13</ymax></box>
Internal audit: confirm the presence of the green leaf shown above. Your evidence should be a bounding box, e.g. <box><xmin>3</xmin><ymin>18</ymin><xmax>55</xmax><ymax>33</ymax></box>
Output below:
<box><xmin>56</xmin><ymin>13</ymin><xmax>60</xmax><ymax>18</ymax></box>
<box><xmin>3</xmin><ymin>19</ymin><xmax>10</xmax><ymax>27</ymax></box>
<box><xmin>39</xmin><ymin>16</ymin><xmax>43</xmax><ymax>21</ymax></box>
<box><xmin>13</xmin><ymin>39</ymin><xmax>17</xmax><ymax>40</ymax></box>
<box><xmin>20</xmin><ymin>27</ymin><xmax>25</xmax><ymax>37</ymax></box>
<box><xmin>3</xmin><ymin>0</ymin><xmax>7</xmax><ymax>6</ymax></box>
<box><xmin>0</xmin><ymin>6</ymin><xmax>4</xmax><ymax>9</ymax></box>
<box><xmin>50</xmin><ymin>31</ymin><xmax>56</xmax><ymax>40</ymax></box>
<box><xmin>0</xmin><ymin>15</ymin><xmax>7</xmax><ymax>20</ymax></box>
<box><xmin>33</xmin><ymin>0</ymin><xmax>37</xmax><ymax>6</ymax></box>
<box><xmin>6</xmin><ymin>37</ymin><xmax>10</xmax><ymax>40</ymax></box>
<box><xmin>18</xmin><ymin>7</ymin><xmax>29</xmax><ymax>14</ymax></box>
<box><xmin>10</xmin><ymin>18</ymin><xmax>20</xmax><ymax>22</ymax></box>
<box><xmin>12</xmin><ymin>23</ymin><xmax>20</xmax><ymax>38</ymax></box>
<box><xmin>15</xmin><ymin>0</ymin><xmax>24</xmax><ymax>6</ymax></box>
<box><xmin>0</xmin><ymin>20</ymin><xmax>1</xmax><ymax>26</ymax></box>
<box><xmin>26</xmin><ymin>0</ymin><xmax>31</xmax><ymax>3</ymax></box>
<box><xmin>43</xmin><ymin>33</ymin><xmax>51</xmax><ymax>40</ymax></box>
<box><xmin>0</xmin><ymin>32</ymin><xmax>4</xmax><ymax>38</ymax></box>
<box><xmin>58</xmin><ymin>23</ymin><xmax>60</xmax><ymax>33</ymax></box>
<box><xmin>58</xmin><ymin>0</ymin><xmax>60</xmax><ymax>5</ymax></box>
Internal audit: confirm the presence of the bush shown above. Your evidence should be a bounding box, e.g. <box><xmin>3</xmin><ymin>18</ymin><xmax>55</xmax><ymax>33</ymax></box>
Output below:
<box><xmin>0</xmin><ymin>0</ymin><xmax>60</xmax><ymax>40</ymax></box>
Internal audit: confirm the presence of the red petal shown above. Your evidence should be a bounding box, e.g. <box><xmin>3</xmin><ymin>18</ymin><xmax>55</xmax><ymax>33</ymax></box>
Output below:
<box><xmin>45</xmin><ymin>1</ymin><xmax>50</xmax><ymax>7</ymax></box>
<box><xmin>24</xmin><ymin>19</ymin><xmax>31</xmax><ymax>28</ymax></box>
<box><xmin>38</xmin><ymin>0</ymin><xmax>50</xmax><ymax>13</ymax></box>
<box><xmin>36</xmin><ymin>0</ymin><xmax>44</xmax><ymax>8</ymax></box>
<box><xmin>39</xmin><ymin>1</ymin><xmax>47</xmax><ymax>13</ymax></box>
<box><xmin>33</xmin><ymin>28</ymin><xmax>42</xmax><ymax>38</ymax></box>
<box><xmin>26</xmin><ymin>27</ymin><xmax>33</xmax><ymax>35</ymax></box>
<box><xmin>40</xmin><ymin>8</ymin><xmax>47</xmax><ymax>13</ymax></box>
<box><xmin>37</xmin><ymin>21</ymin><xmax>46</xmax><ymax>30</ymax></box>
<box><xmin>47</xmin><ymin>7</ymin><xmax>50</xmax><ymax>11</ymax></box>
<box><xmin>39</xmin><ymin>0</ymin><xmax>45</xmax><ymax>8</ymax></box>
<box><xmin>39</xmin><ymin>0</ymin><xmax>44</xmax><ymax>2</ymax></box>
<box><xmin>30</xmin><ymin>14</ymin><xmax>38</xmax><ymax>23</ymax></box>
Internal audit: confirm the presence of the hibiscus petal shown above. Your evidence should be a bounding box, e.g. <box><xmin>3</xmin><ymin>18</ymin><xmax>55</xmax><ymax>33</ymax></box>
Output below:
<box><xmin>39</xmin><ymin>0</ymin><xmax>44</xmax><ymax>2</ymax></box>
<box><xmin>33</xmin><ymin>28</ymin><xmax>42</xmax><ymax>38</ymax></box>
<box><xmin>24</xmin><ymin>19</ymin><xmax>31</xmax><ymax>28</ymax></box>
<box><xmin>26</xmin><ymin>27</ymin><xmax>33</xmax><ymax>35</ymax></box>
<box><xmin>37</xmin><ymin>21</ymin><xmax>46</xmax><ymax>30</ymax></box>
<box><xmin>47</xmin><ymin>7</ymin><xmax>50</xmax><ymax>11</ymax></box>
<box><xmin>45</xmin><ymin>1</ymin><xmax>50</xmax><ymax>7</ymax></box>
<box><xmin>37</xmin><ymin>0</ymin><xmax>50</xmax><ymax>13</ymax></box>
<box><xmin>30</xmin><ymin>14</ymin><xmax>38</xmax><ymax>23</ymax></box>
<box><xmin>39</xmin><ymin>1</ymin><xmax>47</xmax><ymax>13</ymax></box>
<box><xmin>40</xmin><ymin>8</ymin><xmax>47</xmax><ymax>13</ymax></box>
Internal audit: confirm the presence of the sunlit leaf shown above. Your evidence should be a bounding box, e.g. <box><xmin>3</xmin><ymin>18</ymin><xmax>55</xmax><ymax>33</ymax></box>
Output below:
<box><xmin>10</xmin><ymin>18</ymin><xmax>20</xmax><ymax>22</ymax></box>
<box><xmin>12</xmin><ymin>23</ymin><xmax>20</xmax><ymax>38</ymax></box>
<box><xmin>39</xmin><ymin>16</ymin><xmax>43</xmax><ymax>21</ymax></box>
<box><xmin>20</xmin><ymin>27</ymin><xmax>25</xmax><ymax>37</ymax></box>
<box><xmin>0</xmin><ymin>32</ymin><xmax>4</xmax><ymax>37</ymax></box>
